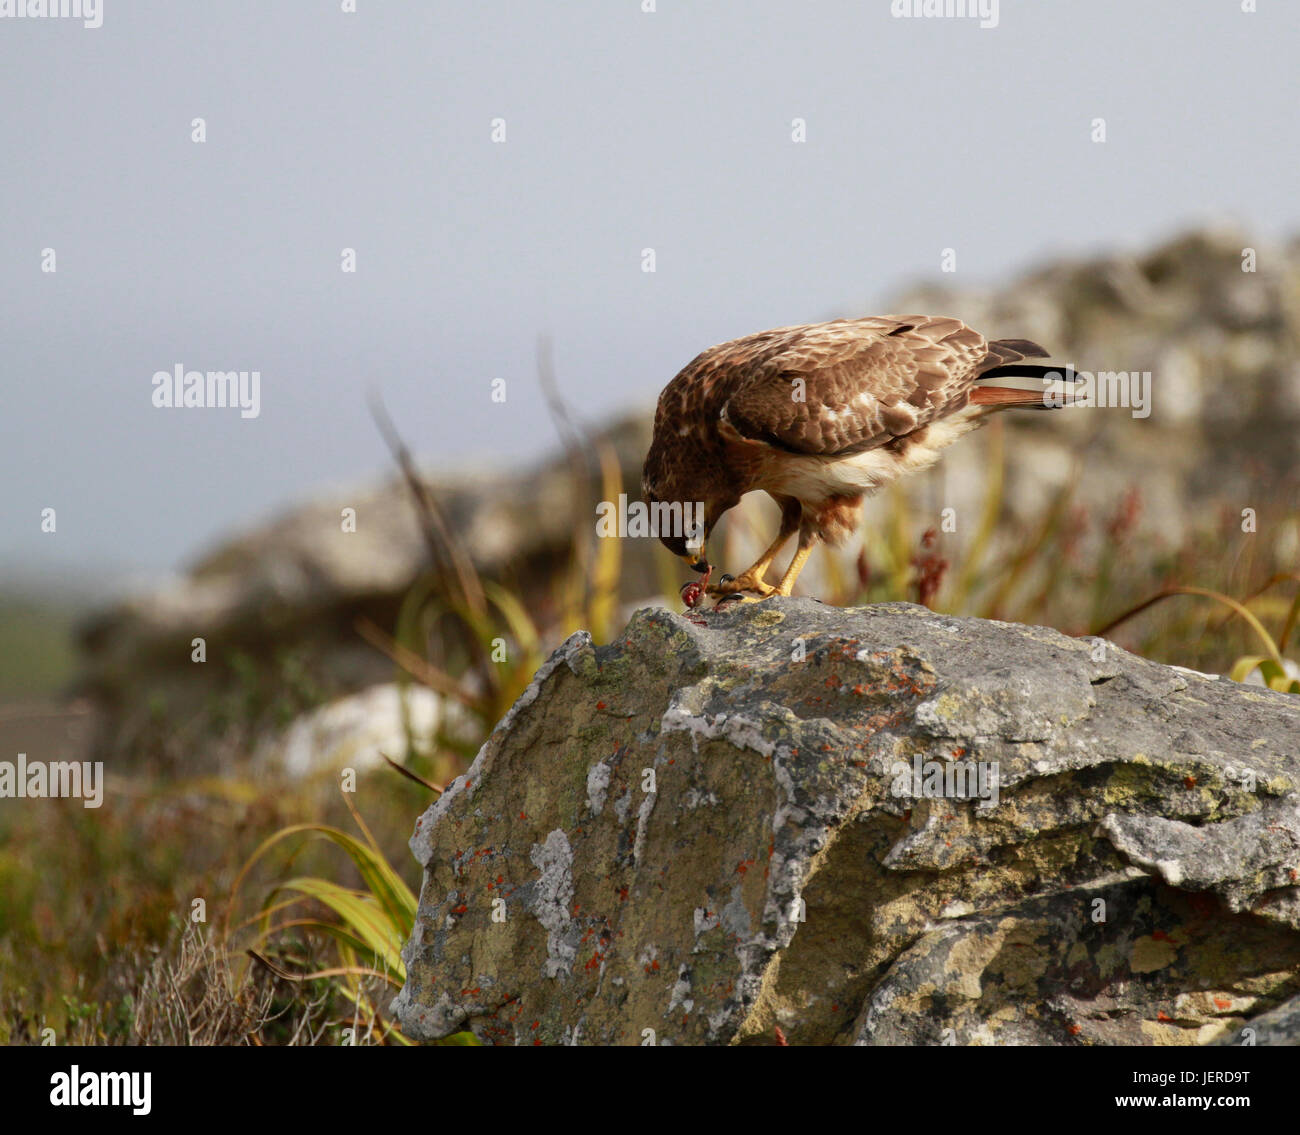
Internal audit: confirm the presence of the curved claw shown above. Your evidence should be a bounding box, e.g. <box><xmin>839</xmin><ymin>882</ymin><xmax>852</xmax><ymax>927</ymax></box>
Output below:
<box><xmin>714</xmin><ymin>590</ymin><xmax>773</xmax><ymax>607</ymax></box>
<box><xmin>709</xmin><ymin>572</ymin><xmax>777</xmax><ymax>599</ymax></box>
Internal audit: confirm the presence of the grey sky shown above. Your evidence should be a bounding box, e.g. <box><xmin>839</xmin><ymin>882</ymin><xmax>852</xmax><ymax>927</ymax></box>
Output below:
<box><xmin>2</xmin><ymin>0</ymin><xmax>1297</xmax><ymax>589</ymax></box>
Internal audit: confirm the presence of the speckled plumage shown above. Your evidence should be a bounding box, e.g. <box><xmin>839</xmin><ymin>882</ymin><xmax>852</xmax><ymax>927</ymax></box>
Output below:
<box><xmin>642</xmin><ymin>314</ymin><xmax>1054</xmax><ymax>594</ymax></box>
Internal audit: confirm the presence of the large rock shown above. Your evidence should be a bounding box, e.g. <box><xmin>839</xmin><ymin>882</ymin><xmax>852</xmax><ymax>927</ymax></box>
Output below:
<box><xmin>392</xmin><ymin>599</ymin><xmax>1300</xmax><ymax>1045</ymax></box>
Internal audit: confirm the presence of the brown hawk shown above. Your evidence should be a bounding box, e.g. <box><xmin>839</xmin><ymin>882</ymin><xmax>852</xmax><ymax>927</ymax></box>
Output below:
<box><xmin>641</xmin><ymin>314</ymin><xmax>1078</xmax><ymax>602</ymax></box>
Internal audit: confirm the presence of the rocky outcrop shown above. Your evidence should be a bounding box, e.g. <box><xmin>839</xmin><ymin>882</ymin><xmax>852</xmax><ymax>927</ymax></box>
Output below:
<box><xmin>392</xmin><ymin>599</ymin><xmax>1300</xmax><ymax>1045</ymax></box>
<box><xmin>74</xmin><ymin>415</ymin><xmax>654</xmax><ymax>768</ymax></box>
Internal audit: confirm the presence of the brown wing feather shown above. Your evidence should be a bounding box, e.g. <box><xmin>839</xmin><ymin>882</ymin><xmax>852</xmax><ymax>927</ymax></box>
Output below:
<box><xmin>720</xmin><ymin>314</ymin><xmax>988</xmax><ymax>457</ymax></box>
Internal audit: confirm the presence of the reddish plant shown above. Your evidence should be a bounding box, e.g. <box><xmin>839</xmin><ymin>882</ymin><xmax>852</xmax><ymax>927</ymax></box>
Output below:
<box><xmin>911</xmin><ymin>528</ymin><xmax>949</xmax><ymax>609</ymax></box>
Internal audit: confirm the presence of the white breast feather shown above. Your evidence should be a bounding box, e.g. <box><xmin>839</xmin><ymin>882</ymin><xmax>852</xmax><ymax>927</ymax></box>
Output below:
<box><xmin>763</xmin><ymin>408</ymin><xmax>983</xmax><ymax>502</ymax></box>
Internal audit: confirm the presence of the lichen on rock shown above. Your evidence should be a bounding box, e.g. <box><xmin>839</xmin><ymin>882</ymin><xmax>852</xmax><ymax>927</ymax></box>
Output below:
<box><xmin>391</xmin><ymin>599</ymin><xmax>1300</xmax><ymax>1046</ymax></box>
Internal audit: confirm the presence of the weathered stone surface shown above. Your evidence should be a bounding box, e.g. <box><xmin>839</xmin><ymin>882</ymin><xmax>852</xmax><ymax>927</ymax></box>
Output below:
<box><xmin>1214</xmin><ymin>991</ymin><xmax>1300</xmax><ymax>1046</ymax></box>
<box><xmin>392</xmin><ymin>599</ymin><xmax>1300</xmax><ymax>1045</ymax></box>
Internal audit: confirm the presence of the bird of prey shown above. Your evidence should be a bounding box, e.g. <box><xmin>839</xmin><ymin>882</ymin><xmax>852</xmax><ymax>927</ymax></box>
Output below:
<box><xmin>641</xmin><ymin>314</ymin><xmax>1078</xmax><ymax>602</ymax></box>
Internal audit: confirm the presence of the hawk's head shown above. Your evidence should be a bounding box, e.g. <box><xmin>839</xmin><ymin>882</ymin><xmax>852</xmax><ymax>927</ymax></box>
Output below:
<box><xmin>655</xmin><ymin>520</ymin><xmax>711</xmax><ymax>573</ymax></box>
<box><xmin>642</xmin><ymin>473</ymin><xmax>715</xmax><ymax>574</ymax></box>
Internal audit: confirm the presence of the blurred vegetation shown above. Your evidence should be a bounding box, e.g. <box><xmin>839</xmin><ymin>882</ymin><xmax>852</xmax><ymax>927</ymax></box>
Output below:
<box><xmin>0</xmin><ymin>759</ymin><xmax>440</xmax><ymax>1044</ymax></box>
<box><xmin>0</xmin><ymin>597</ymin><xmax>79</xmax><ymax>699</ymax></box>
<box><xmin>1</xmin><ymin>413</ymin><xmax>1296</xmax><ymax>1044</ymax></box>
<box><xmin>225</xmin><ymin>786</ymin><xmax>481</xmax><ymax>1045</ymax></box>
<box><xmin>801</xmin><ymin>420</ymin><xmax>1299</xmax><ymax>687</ymax></box>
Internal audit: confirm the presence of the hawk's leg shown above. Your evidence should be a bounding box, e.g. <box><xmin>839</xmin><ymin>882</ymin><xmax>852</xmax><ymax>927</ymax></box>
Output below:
<box><xmin>711</xmin><ymin>497</ymin><xmax>801</xmax><ymax>597</ymax></box>
<box><xmin>772</xmin><ymin>522</ymin><xmax>818</xmax><ymax>597</ymax></box>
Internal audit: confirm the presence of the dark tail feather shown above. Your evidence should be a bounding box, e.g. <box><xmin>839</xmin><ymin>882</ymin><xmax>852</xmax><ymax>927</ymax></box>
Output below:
<box><xmin>974</xmin><ymin>343</ymin><xmax>1083</xmax><ymax>410</ymax></box>
<box><xmin>977</xmin><ymin>363</ymin><xmax>1083</xmax><ymax>383</ymax></box>
<box><xmin>979</xmin><ymin>338</ymin><xmax>1049</xmax><ymax>372</ymax></box>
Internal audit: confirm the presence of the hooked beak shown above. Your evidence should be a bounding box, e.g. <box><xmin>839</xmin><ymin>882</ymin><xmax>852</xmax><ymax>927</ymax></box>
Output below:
<box><xmin>682</xmin><ymin>550</ymin><xmax>710</xmax><ymax>573</ymax></box>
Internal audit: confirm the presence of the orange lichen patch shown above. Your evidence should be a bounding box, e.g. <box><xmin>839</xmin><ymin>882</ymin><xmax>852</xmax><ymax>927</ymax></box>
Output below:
<box><xmin>1214</xmin><ymin>997</ymin><xmax>1232</xmax><ymax>1010</ymax></box>
<box><xmin>736</xmin><ymin>858</ymin><xmax>756</xmax><ymax>875</ymax></box>
<box><xmin>1068</xmin><ymin>1023</ymin><xmax>1081</xmax><ymax>1036</ymax></box>
<box><xmin>1184</xmin><ymin>775</ymin><xmax>1197</xmax><ymax>789</ymax></box>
